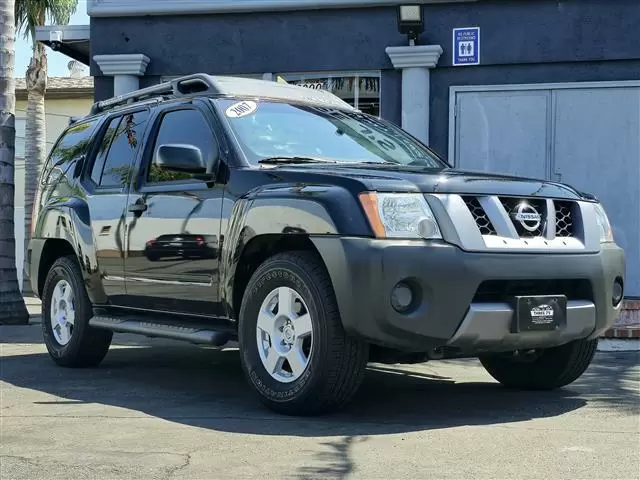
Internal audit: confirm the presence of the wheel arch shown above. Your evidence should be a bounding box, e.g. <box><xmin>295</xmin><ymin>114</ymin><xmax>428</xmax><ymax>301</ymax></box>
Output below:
<box><xmin>32</xmin><ymin>201</ymin><xmax>105</xmax><ymax>303</ymax></box>
<box><xmin>229</xmin><ymin>232</ymin><xmax>325</xmax><ymax>321</ymax></box>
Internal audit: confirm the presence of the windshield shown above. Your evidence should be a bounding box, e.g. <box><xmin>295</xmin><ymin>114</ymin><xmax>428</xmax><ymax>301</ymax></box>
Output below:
<box><xmin>214</xmin><ymin>98</ymin><xmax>447</xmax><ymax>167</ymax></box>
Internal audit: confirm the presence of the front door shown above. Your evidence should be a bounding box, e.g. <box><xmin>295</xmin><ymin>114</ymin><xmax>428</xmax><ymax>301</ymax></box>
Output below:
<box><xmin>123</xmin><ymin>105</ymin><xmax>225</xmax><ymax>317</ymax></box>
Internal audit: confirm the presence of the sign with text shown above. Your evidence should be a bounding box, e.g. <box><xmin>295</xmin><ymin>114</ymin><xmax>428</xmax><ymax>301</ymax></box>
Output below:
<box><xmin>453</xmin><ymin>27</ymin><xmax>480</xmax><ymax>66</ymax></box>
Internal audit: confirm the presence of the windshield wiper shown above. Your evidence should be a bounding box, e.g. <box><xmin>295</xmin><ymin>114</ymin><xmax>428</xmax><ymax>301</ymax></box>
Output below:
<box><xmin>258</xmin><ymin>156</ymin><xmax>338</xmax><ymax>165</ymax></box>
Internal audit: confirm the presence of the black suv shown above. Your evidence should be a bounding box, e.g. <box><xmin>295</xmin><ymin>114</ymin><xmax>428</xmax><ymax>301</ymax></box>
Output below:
<box><xmin>28</xmin><ymin>74</ymin><xmax>625</xmax><ymax>416</ymax></box>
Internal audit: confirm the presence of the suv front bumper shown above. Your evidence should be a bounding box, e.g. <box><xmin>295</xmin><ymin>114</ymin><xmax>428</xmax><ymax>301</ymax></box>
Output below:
<box><xmin>311</xmin><ymin>237</ymin><xmax>625</xmax><ymax>354</ymax></box>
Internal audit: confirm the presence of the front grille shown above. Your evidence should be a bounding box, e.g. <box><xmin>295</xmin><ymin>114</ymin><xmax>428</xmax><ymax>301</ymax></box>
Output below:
<box><xmin>472</xmin><ymin>279</ymin><xmax>593</xmax><ymax>303</ymax></box>
<box><xmin>462</xmin><ymin>195</ymin><xmax>577</xmax><ymax>239</ymax></box>
<box><xmin>500</xmin><ymin>197</ymin><xmax>547</xmax><ymax>238</ymax></box>
<box><xmin>555</xmin><ymin>201</ymin><xmax>574</xmax><ymax>237</ymax></box>
<box><xmin>463</xmin><ymin>197</ymin><xmax>496</xmax><ymax>235</ymax></box>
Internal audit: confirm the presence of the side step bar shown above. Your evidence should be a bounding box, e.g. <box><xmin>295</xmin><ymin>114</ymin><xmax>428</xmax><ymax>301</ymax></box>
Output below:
<box><xmin>89</xmin><ymin>316</ymin><xmax>231</xmax><ymax>346</ymax></box>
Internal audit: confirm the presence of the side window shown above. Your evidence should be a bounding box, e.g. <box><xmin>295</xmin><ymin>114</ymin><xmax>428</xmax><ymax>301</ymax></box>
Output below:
<box><xmin>147</xmin><ymin>109</ymin><xmax>217</xmax><ymax>184</ymax></box>
<box><xmin>91</xmin><ymin>110</ymin><xmax>150</xmax><ymax>188</ymax></box>
<box><xmin>90</xmin><ymin>116</ymin><xmax>120</xmax><ymax>185</ymax></box>
<box><xmin>42</xmin><ymin>118</ymin><xmax>100</xmax><ymax>186</ymax></box>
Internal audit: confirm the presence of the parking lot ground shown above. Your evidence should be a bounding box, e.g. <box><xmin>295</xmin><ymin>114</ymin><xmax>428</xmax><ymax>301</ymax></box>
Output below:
<box><xmin>1</xmin><ymin>324</ymin><xmax>639</xmax><ymax>480</ymax></box>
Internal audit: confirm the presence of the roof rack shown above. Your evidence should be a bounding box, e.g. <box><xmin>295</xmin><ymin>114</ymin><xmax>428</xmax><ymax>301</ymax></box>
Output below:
<box><xmin>88</xmin><ymin>73</ymin><xmax>218</xmax><ymax>116</ymax></box>
<box><xmin>88</xmin><ymin>72</ymin><xmax>356</xmax><ymax>117</ymax></box>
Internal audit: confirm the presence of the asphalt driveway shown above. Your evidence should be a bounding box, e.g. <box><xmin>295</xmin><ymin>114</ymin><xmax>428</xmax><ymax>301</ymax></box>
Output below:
<box><xmin>1</xmin><ymin>324</ymin><xmax>638</xmax><ymax>479</ymax></box>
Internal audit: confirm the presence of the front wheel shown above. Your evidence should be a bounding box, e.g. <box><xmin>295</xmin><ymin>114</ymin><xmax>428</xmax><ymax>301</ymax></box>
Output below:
<box><xmin>238</xmin><ymin>251</ymin><xmax>369</xmax><ymax>416</ymax></box>
<box><xmin>479</xmin><ymin>338</ymin><xmax>598</xmax><ymax>390</ymax></box>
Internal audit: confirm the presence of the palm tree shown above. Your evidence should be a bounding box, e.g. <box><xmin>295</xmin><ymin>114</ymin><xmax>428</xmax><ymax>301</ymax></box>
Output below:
<box><xmin>16</xmin><ymin>0</ymin><xmax>78</xmax><ymax>293</ymax></box>
<box><xmin>0</xmin><ymin>0</ymin><xmax>30</xmax><ymax>324</ymax></box>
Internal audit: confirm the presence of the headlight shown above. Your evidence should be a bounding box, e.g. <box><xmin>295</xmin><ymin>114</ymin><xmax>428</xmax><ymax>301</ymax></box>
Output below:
<box><xmin>594</xmin><ymin>203</ymin><xmax>614</xmax><ymax>243</ymax></box>
<box><xmin>359</xmin><ymin>192</ymin><xmax>442</xmax><ymax>239</ymax></box>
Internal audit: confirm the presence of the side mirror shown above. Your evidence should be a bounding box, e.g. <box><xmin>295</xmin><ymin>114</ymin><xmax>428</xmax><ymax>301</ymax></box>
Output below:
<box><xmin>156</xmin><ymin>144</ymin><xmax>206</xmax><ymax>174</ymax></box>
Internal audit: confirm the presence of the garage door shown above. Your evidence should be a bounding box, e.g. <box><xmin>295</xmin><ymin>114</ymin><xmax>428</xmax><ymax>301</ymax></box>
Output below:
<box><xmin>450</xmin><ymin>82</ymin><xmax>640</xmax><ymax>297</ymax></box>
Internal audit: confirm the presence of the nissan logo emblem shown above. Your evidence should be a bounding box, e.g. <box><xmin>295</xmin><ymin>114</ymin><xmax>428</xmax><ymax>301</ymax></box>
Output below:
<box><xmin>512</xmin><ymin>203</ymin><xmax>542</xmax><ymax>232</ymax></box>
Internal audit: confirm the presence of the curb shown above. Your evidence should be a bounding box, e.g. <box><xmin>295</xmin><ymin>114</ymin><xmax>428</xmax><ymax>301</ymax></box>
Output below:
<box><xmin>597</xmin><ymin>338</ymin><xmax>640</xmax><ymax>352</ymax></box>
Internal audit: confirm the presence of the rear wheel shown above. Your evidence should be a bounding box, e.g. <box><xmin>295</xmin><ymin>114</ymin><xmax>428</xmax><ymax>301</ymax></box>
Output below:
<box><xmin>238</xmin><ymin>251</ymin><xmax>369</xmax><ymax>416</ymax></box>
<box><xmin>479</xmin><ymin>339</ymin><xmax>598</xmax><ymax>390</ymax></box>
<box><xmin>42</xmin><ymin>256</ymin><xmax>113</xmax><ymax>367</ymax></box>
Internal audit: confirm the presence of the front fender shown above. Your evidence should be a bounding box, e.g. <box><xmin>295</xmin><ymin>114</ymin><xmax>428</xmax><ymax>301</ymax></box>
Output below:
<box><xmin>219</xmin><ymin>183</ymin><xmax>371</xmax><ymax>316</ymax></box>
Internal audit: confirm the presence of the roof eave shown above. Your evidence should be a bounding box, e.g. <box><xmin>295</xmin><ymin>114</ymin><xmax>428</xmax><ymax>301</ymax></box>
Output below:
<box><xmin>35</xmin><ymin>25</ymin><xmax>91</xmax><ymax>66</ymax></box>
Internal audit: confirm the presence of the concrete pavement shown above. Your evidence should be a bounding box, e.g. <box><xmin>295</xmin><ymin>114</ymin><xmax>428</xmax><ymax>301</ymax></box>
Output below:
<box><xmin>1</xmin><ymin>324</ymin><xmax>638</xmax><ymax>480</ymax></box>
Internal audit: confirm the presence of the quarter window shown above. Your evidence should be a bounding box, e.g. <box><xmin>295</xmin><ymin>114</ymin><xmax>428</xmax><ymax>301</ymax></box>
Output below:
<box><xmin>42</xmin><ymin>118</ymin><xmax>100</xmax><ymax>186</ymax></box>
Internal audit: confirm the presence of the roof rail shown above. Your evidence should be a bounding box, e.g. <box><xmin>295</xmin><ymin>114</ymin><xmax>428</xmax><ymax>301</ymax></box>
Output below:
<box><xmin>88</xmin><ymin>73</ymin><xmax>218</xmax><ymax>116</ymax></box>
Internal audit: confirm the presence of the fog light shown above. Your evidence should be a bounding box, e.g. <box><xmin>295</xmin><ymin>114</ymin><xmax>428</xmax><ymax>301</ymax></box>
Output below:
<box><xmin>612</xmin><ymin>278</ymin><xmax>624</xmax><ymax>306</ymax></box>
<box><xmin>391</xmin><ymin>282</ymin><xmax>413</xmax><ymax>312</ymax></box>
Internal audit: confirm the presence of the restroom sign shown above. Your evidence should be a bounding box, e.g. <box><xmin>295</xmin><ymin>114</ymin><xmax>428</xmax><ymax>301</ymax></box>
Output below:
<box><xmin>453</xmin><ymin>27</ymin><xmax>480</xmax><ymax>66</ymax></box>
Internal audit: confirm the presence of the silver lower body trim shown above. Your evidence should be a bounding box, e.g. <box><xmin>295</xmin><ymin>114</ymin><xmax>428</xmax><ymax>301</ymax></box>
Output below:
<box><xmin>446</xmin><ymin>300</ymin><xmax>596</xmax><ymax>352</ymax></box>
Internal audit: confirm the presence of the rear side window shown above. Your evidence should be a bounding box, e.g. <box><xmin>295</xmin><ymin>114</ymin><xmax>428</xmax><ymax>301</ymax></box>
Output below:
<box><xmin>90</xmin><ymin>110</ymin><xmax>150</xmax><ymax>188</ymax></box>
<box><xmin>41</xmin><ymin>118</ymin><xmax>100</xmax><ymax>186</ymax></box>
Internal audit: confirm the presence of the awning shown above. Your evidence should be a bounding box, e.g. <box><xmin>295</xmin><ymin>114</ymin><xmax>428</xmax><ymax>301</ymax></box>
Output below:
<box><xmin>35</xmin><ymin>25</ymin><xmax>90</xmax><ymax>66</ymax></box>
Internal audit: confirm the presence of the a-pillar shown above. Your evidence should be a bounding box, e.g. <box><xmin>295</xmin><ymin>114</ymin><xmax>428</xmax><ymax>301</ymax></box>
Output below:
<box><xmin>385</xmin><ymin>45</ymin><xmax>443</xmax><ymax>145</ymax></box>
<box><xmin>92</xmin><ymin>54</ymin><xmax>151</xmax><ymax>96</ymax></box>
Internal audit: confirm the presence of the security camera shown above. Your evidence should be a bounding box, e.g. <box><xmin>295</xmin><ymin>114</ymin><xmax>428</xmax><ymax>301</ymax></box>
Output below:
<box><xmin>50</xmin><ymin>30</ymin><xmax>63</xmax><ymax>42</ymax></box>
<box><xmin>50</xmin><ymin>41</ymin><xmax>62</xmax><ymax>51</ymax></box>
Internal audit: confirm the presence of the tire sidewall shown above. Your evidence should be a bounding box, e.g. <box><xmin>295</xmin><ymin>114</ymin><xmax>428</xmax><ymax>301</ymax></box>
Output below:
<box><xmin>239</xmin><ymin>260</ymin><xmax>330</xmax><ymax>405</ymax></box>
<box><xmin>42</xmin><ymin>258</ymin><xmax>91</xmax><ymax>361</ymax></box>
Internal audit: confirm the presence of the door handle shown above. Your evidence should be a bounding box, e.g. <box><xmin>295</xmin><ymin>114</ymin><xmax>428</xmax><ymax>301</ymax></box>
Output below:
<box><xmin>128</xmin><ymin>200</ymin><xmax>148</xmax><ymax>214</ymax></box>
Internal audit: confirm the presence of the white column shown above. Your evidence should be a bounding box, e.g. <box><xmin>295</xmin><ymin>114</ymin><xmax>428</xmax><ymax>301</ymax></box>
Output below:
<box><xmin>93</xmin><ymin>54</ymin><xmax>151</xmax><ymax>96</ymax></box>
<box><xmin>385</xmin><ymin>45</ymin><xmax>443</xmax><ymax>145</ymax></box>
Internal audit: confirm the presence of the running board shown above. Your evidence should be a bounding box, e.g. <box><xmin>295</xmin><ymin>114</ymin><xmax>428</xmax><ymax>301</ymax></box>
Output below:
<box><xmin>89</xmin><ymin>316</ymin><xmax>230</xmax><ymax>346</ymax></box>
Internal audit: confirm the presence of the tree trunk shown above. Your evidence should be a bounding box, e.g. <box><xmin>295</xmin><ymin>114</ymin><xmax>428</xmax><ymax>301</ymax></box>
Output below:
<box><xmin>21</xmin><ymin>41</ymin><xmax>47</xmax><ymax>295</ymax></box>
<box><xmin>0</xmin><ymin>0</ymin><xmax>30</xmax><ymax>325</ymax></box>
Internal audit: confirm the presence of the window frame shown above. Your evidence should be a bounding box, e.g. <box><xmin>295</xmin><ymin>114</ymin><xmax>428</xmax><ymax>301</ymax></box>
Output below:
<box><xmin>136</xmin><ymin>103</ymin><xmax>222</xmax><ymax>194</ymax></box>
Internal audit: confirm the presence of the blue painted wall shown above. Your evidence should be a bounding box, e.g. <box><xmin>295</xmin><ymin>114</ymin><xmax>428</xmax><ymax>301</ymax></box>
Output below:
<box><xmin>91</xmin><ymin>0</ymin><xmax>640</xmax><ymax>157</ymax></box>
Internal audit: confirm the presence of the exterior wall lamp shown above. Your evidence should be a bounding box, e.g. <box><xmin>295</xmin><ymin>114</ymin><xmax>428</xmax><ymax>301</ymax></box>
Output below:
<box><xmin>397</xmin><ymin>5</ymin><xmax>424</xmax><ymax>45</ymax></box>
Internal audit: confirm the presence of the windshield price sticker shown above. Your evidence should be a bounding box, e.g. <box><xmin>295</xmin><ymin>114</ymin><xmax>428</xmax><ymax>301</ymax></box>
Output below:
<box><xmin>226</xmin><ymin>101</ymin><xmax>258</xmax><ymax>118</ymax></box>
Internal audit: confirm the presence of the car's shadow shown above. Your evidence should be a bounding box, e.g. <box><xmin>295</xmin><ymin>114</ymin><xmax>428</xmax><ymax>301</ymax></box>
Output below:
<box><xmin>0</xmin><ymin>332</ymin><xmax>601</xmax><ymax>437</ymax></box>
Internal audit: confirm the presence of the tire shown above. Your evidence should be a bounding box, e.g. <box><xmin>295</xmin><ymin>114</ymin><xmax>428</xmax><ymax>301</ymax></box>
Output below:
<box><xmin>42</xmin><ymin>255</ymin><xmax>113</xmax><ymax>368</ymax></box>
<box><xmin>238</xmin><ymin>250</ymin><xmax>369</xmax><ymax>416</ymax></box>
<box><xmin>479</xmin><ymin>338</ymin><xmax>598</xmax><ymax>390</ymax></box>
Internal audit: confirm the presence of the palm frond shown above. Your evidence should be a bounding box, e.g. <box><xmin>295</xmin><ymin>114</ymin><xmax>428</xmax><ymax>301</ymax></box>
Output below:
<box><xmin>15</xmin><ymin>0</ymin><xmax>79</xmax><ymax>41</ymax></box>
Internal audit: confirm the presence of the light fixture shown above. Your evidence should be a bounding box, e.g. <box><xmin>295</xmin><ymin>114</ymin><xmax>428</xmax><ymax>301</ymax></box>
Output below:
<box><xmin>397</xmin><ymin>5</ymin><xmax>424</xmax><ymax>45</ymax></box>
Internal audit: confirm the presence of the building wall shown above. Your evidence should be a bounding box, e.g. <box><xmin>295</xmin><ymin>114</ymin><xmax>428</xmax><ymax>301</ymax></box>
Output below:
<box><xmin>90</xmin><ymin>0</ymin><xmax>640</xmax><ymax>157</ymax></box>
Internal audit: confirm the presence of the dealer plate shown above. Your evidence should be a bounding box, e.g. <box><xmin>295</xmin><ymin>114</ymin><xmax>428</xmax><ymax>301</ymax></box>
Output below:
<box><xmin>510</xmin><ymin>295</ymin><xmax>567</xmax><ymax>333</ymax></box>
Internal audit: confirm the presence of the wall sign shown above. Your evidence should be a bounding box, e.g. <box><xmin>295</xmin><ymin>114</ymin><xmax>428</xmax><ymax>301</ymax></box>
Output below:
<box><xmin>453</xmin><ymin>27</ymin><xmax>480</xmax><ymax>66</ymax></box>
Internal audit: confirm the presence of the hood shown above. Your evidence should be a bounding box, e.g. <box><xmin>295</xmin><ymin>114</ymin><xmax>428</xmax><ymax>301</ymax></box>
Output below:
<box><xmin>263</xmin><ymin>164</ymin><xmax>589</xmax><ymax>200</ymax></box>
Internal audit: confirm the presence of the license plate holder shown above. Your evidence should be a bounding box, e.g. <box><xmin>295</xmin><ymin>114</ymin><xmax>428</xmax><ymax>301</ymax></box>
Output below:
<box><xmin>510</xmin><ymin>295</ymin><xmax>567</xmax><ymax>333</ymax></box>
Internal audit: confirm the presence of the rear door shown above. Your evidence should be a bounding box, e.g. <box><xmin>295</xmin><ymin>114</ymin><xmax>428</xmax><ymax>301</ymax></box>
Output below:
<box><xmin>83</xmin><ymin>108</ymin><xmax>152</xmax><ymax>305</ymax></box>
<box><xmin>123</xmin><ymin>102</ymin><xmax>225</xmax><ymax>317</ymax></box>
